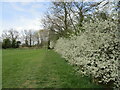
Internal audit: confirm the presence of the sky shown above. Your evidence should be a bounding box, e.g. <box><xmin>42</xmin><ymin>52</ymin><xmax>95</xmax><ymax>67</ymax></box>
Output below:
<box><xmin>0</xmin><ymin>1</ymin><xmax>51</xmax><ymax>37</ymax></box>
<box><xmin>0</xmin><ymin>0</ymin><xmax>116</xmax><ymax>37</ymax></box>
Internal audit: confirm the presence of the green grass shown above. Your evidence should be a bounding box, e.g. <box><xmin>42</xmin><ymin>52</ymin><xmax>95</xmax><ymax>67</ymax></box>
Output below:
<box><xmin>2</xmin><ymin>49</ymin><xmax>103</xmax><ymax>88</ymax></box>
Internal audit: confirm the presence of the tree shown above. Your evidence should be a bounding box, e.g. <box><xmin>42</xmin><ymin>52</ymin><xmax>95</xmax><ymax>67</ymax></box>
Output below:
<box><xmin>16</xmin><ymin>41</ymin><xmax>21</xmax><ymax>48</ymax></box>
<box><xmin>2</xmin><ymin>38</ymin><xmax>11</xmax><ymax>49</ymax></box>
<box><xmin>43</xmin><ymin>1</ymin><xmax>105</xmax><ymax>37</ymax></box>
<box><xmin>2</xmin><ymin>30</ymin><xmax>10</xmax><ymax>39</ymax></box>
<box><xmin>39</xmin><ymin>29</ymin><xmax>49</xmax><ymax>47</ymax></box>
<box><xmin>2</xmin><ymin>29</ymin><xmax>19</xmax><ymax>48</ymax></box>
<box><xmin>33</xmin><ymin>31</ymin><xmax>40</xmax><ymax>46</ymax></box>
<box><xmin>21</xmin><ymin>30</ymin><xmax>29</xmax><ymax>47</ymax></box>
<box><xmin>28</xmin><ymin>30</ymin><xmax>34</xmax><ymax>47</ymax></box>
<box><xmin>8</xmin><ymin>29</ymin><xmax>19</xmax><ymax>48</ymax></box>
<box><xmin>11</xmin><ymin>38</ymin><xmax>16</xmax><ymax>48</ymax></box>
<box><xmin>43</xmin><ymin>2</ymin><xmax>71</xmax><ymax>37</ymax></box>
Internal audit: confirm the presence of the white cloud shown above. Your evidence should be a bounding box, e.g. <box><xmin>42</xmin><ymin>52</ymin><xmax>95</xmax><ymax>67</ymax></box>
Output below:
<box><xmin>2</xmin><ymin>17</ymin><xmax>43</xmax><ymax>34</ymax></box>
<box><xmin>1</xmin><ymin>2</ymin><xmax>47</xmax><ymax>35</ymax></box>
<box><xmin>20</xmin><ymin>2</ymin><xmax>31</xmax><ymax>6</ymax></box>
<box><xmin>31</xmin><ymin>3</ymin><xmax>45</xmax><ymax>9</ymax></box>
<box><xmin>10</xmin><ymin>2</ymin><xmax>45</xmax><ymax>17</ymax></box>
<box><xmin>15</xmin><ymin>17</ymin><xmax>42</xmax><ymax>31</ymax></box>
<box><xmin>11</xmin><ymin>3</ymin><xmax>26</xmax><ymax>12</ymax></box>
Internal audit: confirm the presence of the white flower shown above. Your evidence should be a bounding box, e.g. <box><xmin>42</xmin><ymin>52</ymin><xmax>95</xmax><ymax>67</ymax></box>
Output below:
<box><xmin>54</xmin><ymin>20</ymin><xmax>119</xmax><ymax>87</ymax></box>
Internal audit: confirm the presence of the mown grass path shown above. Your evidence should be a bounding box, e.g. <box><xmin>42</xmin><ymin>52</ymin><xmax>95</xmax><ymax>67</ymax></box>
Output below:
<box><xmin>3</xmin><ymin>49</ymin><xmax>102</xmax><ymax>88</ymax></box>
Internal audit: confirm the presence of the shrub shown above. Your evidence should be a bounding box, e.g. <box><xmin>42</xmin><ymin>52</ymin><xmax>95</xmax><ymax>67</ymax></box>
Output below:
<box><xmin>54</xmin><ymin>20</ymin><xmax>119</xmax><ymax>88</ymax></box>
<box><xmin>2</xmin><ymin>38</ymin><xmax>11</xmax><ymax>49</ymax></box>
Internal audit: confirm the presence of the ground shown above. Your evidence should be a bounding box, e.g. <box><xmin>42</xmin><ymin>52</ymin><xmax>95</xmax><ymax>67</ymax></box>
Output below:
<box><xmin>2</xmin><ymin>49</ymin><xmax>103</xmax><ymax>88</ymax></box>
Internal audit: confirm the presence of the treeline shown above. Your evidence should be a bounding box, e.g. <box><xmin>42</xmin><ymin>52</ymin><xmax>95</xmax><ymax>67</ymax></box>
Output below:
<box><xmin>1</xmin><ymin>0</ymin><xmax>119</xmax><ymax>49</ymax></box>
<box><xmin>2</xmin><ymin>29</ymin><xmax>49</xmax><ymax>49</ymax></box>
<box><xmin>42</xmin><ymin>0</ymin><xmax>119</xmax><ymax>45</ymax></box>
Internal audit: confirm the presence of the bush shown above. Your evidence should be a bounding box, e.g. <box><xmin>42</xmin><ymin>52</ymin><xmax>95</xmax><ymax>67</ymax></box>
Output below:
<box><xmin>2</xmin><ymin>38</ymin><xmax>11</xmax><ymax>49</ymax></box>
<box><xmin>54</xmin><ymin>20</ymin><xmax>119</xmax><ymax>88</ymax></box>
<box><xmin>2</xmin><ymin>39</ymin><xmax>21</xmax><ymax>49</ymax></box>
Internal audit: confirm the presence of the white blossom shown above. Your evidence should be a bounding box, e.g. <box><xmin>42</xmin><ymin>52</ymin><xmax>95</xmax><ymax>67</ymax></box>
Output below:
<box><xmin>54</xmin><ymin>20</ymin><xmax>119</xmax><ymax>88</ymax></box>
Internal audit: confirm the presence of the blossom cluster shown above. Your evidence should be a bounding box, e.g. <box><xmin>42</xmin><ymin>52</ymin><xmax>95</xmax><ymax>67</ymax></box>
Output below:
<box><xmin>54</xmin><ymin>20</ymin><xmax>119</xmax><ymax>87</ymax></box>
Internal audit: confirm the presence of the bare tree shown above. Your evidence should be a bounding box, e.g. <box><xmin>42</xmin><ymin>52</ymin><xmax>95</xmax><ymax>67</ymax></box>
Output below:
<box><xmin>28</xmin><ymin>30</ymin><xmax>33</xmax><ymax>47</ymax></box>
<box><xmin>33</xmin><ymin>31</ymin><xmax>40</xmax><ymax>46</ymax></box>
<box><xmin>38</xmin><ymin>29</ymin><xmax>49</xmax><ymax>47</ymax></box>
<box><xmin>8</xmin><ymin>29</ymin><xmax>19</xmax><ymax>48</ymax></box>
<box><xmin>43</xmin><ymin>2</ymin><xmax>72</xmax><ymax>37</ymax></box>
<box><xmin>21</xmin><ymin>30</ymin><xmax>29</xmax><ymax>46</ymax></box>
<box><xmin>43</xmin><ymin>1</ymin><xmax>104</xmax><ymax>37</ymax></box>
<box><xmin>2</xmin><ymin>30</ymin><xmax>10</xmax><ymax>39</ymax></box>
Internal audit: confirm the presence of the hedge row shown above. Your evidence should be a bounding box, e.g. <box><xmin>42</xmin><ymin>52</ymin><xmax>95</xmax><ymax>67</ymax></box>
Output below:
<box><xmin>54</xmin><ymin>20</ymin><xmax>120</xmax><ymax>88</ymax></box>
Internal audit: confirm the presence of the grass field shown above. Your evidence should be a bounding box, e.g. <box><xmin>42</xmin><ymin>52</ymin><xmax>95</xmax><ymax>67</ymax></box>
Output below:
<box><xmin>2</xmin><ymin>49</ymin><xmax>103</xmax><ymax>88</ymax></box>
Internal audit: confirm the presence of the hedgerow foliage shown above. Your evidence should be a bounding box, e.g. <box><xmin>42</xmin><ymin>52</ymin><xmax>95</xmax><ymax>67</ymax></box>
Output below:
<box><xmin>54</xmin><ymin>20</ymin><xmax>120</xmax><ymax>87</ymax></box>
